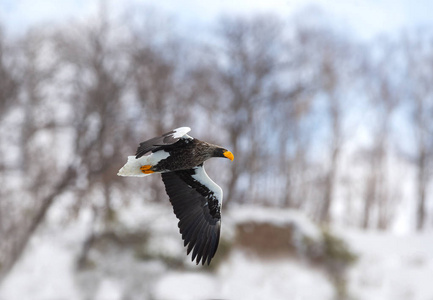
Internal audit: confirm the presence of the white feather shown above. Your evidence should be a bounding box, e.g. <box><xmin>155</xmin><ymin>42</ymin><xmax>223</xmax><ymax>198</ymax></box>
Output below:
<box><xmin>172</xmin><ymin>127</ymin><xmax>191</xmax><ymax>139</ymax></box>
<box><xmin>192</xmin><ymin>165</ymin><xmax>223</xmax><ymax>204</ymax></box>
<box><xmin>117</xmin><ymin>151</ymin><xmax>170</xmax><ymax>177</ymax></box>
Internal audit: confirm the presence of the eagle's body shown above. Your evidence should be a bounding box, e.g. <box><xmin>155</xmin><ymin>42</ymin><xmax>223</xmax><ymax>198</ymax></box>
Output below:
<box><xmin>142</xmin><ymin>139</ymin><xmax>221</xmax><ymax>172</ymax></box>
<box><xmin>117</xmin><ymin>127</ymin><xmax>233</xmax><ymax>265</ymax></box>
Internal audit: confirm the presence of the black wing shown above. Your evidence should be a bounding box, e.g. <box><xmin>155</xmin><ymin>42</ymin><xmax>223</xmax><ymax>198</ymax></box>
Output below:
<box><xmin>161</xmin><ymin>165</ymin><xmax>222</xmax><ymax>265</ymax></box>
<box><xmin>135</xmin><ymin>127</ymin><xmax>191</xmax><ymax>158</ymax></box>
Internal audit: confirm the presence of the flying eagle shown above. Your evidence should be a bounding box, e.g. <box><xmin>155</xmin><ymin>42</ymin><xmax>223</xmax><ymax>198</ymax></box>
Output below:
<box><xmin>117</xmin><ymin>127</ymin><xmax>234</xmax><ymax>265</ymax></box>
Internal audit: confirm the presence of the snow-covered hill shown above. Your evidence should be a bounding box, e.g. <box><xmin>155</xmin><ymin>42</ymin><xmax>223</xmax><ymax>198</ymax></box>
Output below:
<box><xmin>0</xmin><ymin>205</ymin><xmax>432</xmax><ymax>300</ymax></box>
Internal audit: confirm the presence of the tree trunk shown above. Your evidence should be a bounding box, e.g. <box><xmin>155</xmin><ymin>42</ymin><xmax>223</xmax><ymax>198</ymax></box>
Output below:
<box><xmin>416</xmin><ymin>149</ymin><xmax>427</xmax><ymax>231</ymax></box>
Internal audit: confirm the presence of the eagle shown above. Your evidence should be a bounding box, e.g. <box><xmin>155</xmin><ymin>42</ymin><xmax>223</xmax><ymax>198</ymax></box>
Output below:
<box><xmin>117</xmin><ymin>127</ymin><xmax>234</xmax><ymax>265</ymax></box>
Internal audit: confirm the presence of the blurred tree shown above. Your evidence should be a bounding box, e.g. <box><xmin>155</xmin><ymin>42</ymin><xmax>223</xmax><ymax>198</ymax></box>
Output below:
<box><xmin>0</xmin><ymin>28</ymin><xmax>76</xmax><ymax>281</ymax></box>
<box><xmin>213</xmin><ymin>15</ymin><xmax>298</xmax><ymax>206</ymax></box>
<box><xmin>403</xmin><ymin>32</ymin><xmax>433</xmax><ymax>231</ymax></box>
<box><xmin>0</xmin><ymin>26</ymin><xmax>20</xmax><ymax>280</ymax></box>
<box><xmin>53</xmin><ymin>10</ymin><xmax>131</xmax><ymax>226</ymax></box>
<box><xmin>0</xmin><ymin>29</ymin><xmax>18</xmax><ymax>117</ymax></box>
<box><xmin>125</xmin><ymin>9</ymin><xmax>198</xmax><ymax>203</ymax></box>
<box><xmin>269</xmin><ymin>23</ymin><xmax>318</xmax><ymax>209</ymax></box>
<box><xmin>361</xmin><ymin>39</ymin><xmax>401</xmax><ymax>230</ymax></box>
<box><xmin>304</xmin><ymin>28</ymin><xmax>357</xmax><ymax>225</ymax></box>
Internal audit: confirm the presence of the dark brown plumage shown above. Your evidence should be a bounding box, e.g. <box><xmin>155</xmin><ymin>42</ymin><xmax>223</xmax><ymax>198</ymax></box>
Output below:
<box><xmin>143</xmin><ymin>139</ymin><xmax>225</xmax><ymax>173</ymax></box>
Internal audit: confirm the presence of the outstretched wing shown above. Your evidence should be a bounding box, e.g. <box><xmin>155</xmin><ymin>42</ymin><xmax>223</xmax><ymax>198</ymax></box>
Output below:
<box><xmin>161</xmin><ymin>164</ymin><xmax>222</xmax><ymax>265</ymax></box>
<box><xmin>136</xmin><ymin>127</ymin><xmax>192</xmax><ymax>158</ymax></box>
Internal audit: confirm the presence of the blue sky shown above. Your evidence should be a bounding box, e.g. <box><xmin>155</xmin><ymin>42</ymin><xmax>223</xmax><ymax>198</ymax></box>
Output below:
<box><xmin>1</xmin><ymin>0</ymin><xmax>433</xmax><ymax>39</ymax></box>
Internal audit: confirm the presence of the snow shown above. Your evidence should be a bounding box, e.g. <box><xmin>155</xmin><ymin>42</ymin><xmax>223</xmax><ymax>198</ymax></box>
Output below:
<box><xmin>153</xmin><ymin>272</ymin><xmax>217</xmax><ymax>300</ymax></box>
<box><xmin>0</xmin><ymin>225</ymin><xmax>84</xmax><ymax>300</ymax></box>
<box><xmin>216</xmin><ymin>251</ymin><xmax>333</xmax><ymax>300</ymax></box>
<box><xmin>94</xmin><ymin>279</ymin><xmax>123</xmax><ymax>300</ymax></box>
<box><xmin>153</xmin><ymin>251</ymin><xmax>334</xmax><ymax>300</ymax></box>
<box><xmin>1</xmin><ymin>205</ymin><xmax>433</xmax><ymax>300</ymax></box>
<box><xmin>339</xmin><ymin>229</ymin><xmax>433</xmax><ymax>300</ymax></box>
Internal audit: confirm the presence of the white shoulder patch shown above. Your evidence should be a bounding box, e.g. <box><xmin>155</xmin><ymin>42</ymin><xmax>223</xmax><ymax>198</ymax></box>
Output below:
<box><xmin>192</xmin><ymin>165</ymin><xmax>223</xmax><ymax>204</ymax></box>
<box><xmin>172</xmin><ymin>127</ymin><xmax>192</xmax><ymax>139</ymax></box>
<box><xmin>147</xmin><ymin>150</ymin><xmax>170</xmax><ymax>165</ymax></box>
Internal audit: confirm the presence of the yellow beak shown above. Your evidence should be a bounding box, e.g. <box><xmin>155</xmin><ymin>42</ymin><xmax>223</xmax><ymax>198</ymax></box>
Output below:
<box><xmin>223</xmin><ymin>150</ymin><xmax>234</xmax><ymax>161</ymax></box>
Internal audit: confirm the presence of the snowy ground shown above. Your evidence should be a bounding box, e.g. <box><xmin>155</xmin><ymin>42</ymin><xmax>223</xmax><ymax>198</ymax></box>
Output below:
<box><xmin>339</xmin><ymin>229</ymin><xmax>433</xmax><ymax>300</ymax></box>
<box><xmin>1</xmin><ymin>205</ymin><xmax>432</xmax><ymax>300</ymax></box>
<box><xmin>153</xmin><ymin>252</ymin><xmax>334</xmax><ymax>300</ymax></box>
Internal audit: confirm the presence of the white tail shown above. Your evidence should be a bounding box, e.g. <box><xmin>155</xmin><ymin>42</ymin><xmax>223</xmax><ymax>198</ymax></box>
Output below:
<box><xmin>117</xmin><ymin>156</ymin><xmax>152</xmax><ymax>177</ymax></box>
<box><xmin>117</xmin><ymin>151</ymin><xmax>170</xmax><ymax>177</ymax></box>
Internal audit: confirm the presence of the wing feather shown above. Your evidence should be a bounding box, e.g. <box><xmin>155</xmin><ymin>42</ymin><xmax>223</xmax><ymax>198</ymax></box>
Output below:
<box><xmin>202</xmin><ymin>225</ymin><xmax>215</xmax><ymax>265</ymax></box>
<box><xmin>135</xmin><ymin>127</ymin><xmax>192</xmax><ymax>158</ymax></box>
<box><xmin>161</xmin><ymin>164</ymin><xmax>222</xmax><ymax>265</ymax></box>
